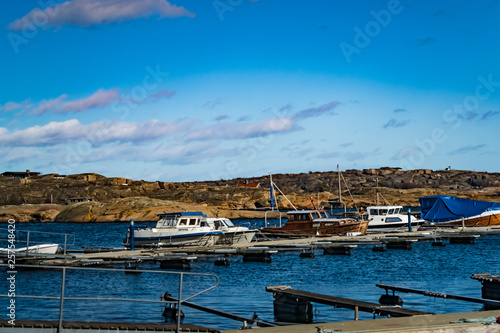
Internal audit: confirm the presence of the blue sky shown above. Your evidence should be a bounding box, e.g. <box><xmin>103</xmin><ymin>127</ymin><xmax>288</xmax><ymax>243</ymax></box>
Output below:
<box><xmin>1</xmin><ymin>0</ymin><xmax>500</xmax><ymax>181</ymax></box>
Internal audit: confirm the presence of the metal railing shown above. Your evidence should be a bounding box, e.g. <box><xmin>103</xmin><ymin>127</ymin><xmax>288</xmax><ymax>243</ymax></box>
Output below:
<box><xmin>0</xmin><ymin>264</ymin><xmax>219</xmax><ymax>333</ymax></box>
<box><xmin>0</xmin><ymin>228</ymin><xmax>75</xmax><ymax>255</ymax></box>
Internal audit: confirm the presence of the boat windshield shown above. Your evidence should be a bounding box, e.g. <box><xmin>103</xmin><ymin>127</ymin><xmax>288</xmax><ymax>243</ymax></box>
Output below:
<box><xmin>379</xmin><ymin>209</ymin><xmax>388</xmax><ymax>216</ymax></box>
<box><xmin>370</xmin><ymin>209</ymin><xmax>378</xmax><ymax>215</ymax></box>
<box><xmin>312</xmin><ymin>212</ymin><xmax>320</xmax><ymax>219</ymax></box>
<box><xmin>320</xmin><ymin>211</ymin><xmax>328</xmax><ymax>218</ymax></box>
<box><xmin>388</xmin><ymin>209</ymin><xmax>394</xmax><ymax>214</ymax></box>
<box><xmin>159</xmin><ymin>217</ymin><xmax>177</xmax><ymax>227</ymax></box>
<box><xmin>222</xmin><ymin>218</ymin><xmax>234</xmax><ymax>227</ymax></box>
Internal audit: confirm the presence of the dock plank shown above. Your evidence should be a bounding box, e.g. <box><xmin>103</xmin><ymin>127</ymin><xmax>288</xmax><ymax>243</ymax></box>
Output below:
<box><xmin>0</xmin><ymin>319</ymin><xmax>217</xmax><ymax>332</ymax></box>
<box><xmin>266</xmin><ymin>286</ymin><xmax>433</xmax><ymax>317</ymax></box>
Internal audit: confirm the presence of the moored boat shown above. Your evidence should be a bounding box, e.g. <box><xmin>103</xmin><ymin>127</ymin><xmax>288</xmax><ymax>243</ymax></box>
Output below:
<box><xmin>124</xmin><ymin>212</ymin><xmax>222</xmax><ymax>248</ymax></box>
<box><xmin>0</xmin><ymin>243</ymin><xmax>60</xmax><ymax>255</ymax></box>
<box><xmin>123</xmin><ymin>211</ymin><xmax>256</xmax><ymax>248</ymax></box>
<box><xmin>261</xmin><ymin>166</ymin><xmax>369</xmax><ymax>237</ymax></box>
<box><xmin>365</xmin><ymin>205</ymin><xmax>424</xmax><ymax>232</ymax></box>
<box><xmin>419</xmin><ymin>195</ymin><xmax>500</xmax><ymax>227</ymax></box>
<box><xmin>261</xmin><ymin>209</ymin><xmax>369</xmax><ymax>237</ymax></box>
<box><xmin>204</xmin><ymin>217</ymin><xmax>257</xmax><ymax>245</ymax></box>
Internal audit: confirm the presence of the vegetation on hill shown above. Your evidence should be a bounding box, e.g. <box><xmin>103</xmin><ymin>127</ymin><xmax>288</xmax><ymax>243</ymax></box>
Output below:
<box><xmin>1</xmin><ymin>167</ymin><xmax>499</xmax><ymax>222</ymax></box>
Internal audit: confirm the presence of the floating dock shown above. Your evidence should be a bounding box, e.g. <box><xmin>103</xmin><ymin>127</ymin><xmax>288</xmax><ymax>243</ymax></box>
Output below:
<box><xmin>266</xmin><ymin>285</ymin><xmax>433</xmax><ymax>321</ymax></box>
<box><xmin>221</xmin><ymin>309</ymin><xmax>500</xmax><ymax>333</ymax></box>
<box><xmin>0</xmin><ymin>319</ymin><xmax>217</xmax><ymax>332</ymax></box>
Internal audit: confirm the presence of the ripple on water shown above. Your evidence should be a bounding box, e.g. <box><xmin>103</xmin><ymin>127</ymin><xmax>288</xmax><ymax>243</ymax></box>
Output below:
<box><xmin>1</xmin><ymin>222</ymin><xmax>499</xmax><ymax>330</ymax></box>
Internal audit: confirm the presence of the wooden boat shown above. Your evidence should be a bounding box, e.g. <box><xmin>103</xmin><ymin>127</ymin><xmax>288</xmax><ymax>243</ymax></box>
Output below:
<box><xmin>420</xmin><ymin>195</ymin><xmax>500</xmax><ymax>227</ymax></box>
<box><xmin>261</xmin><ymin>166</ymin><xmax>369</xmax><ymax>237</ymax></box>
<box><xmin>261</xmin><ymin>209</ymin><xmax>369</xmax><ymax>237</ymax></box>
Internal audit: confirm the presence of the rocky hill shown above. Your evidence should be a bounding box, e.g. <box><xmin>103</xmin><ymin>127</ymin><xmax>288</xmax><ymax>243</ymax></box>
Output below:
<box><xmin>1</xmin><ymin>167</ymin><xmax>499</xmax><ymax>222</ymax></box>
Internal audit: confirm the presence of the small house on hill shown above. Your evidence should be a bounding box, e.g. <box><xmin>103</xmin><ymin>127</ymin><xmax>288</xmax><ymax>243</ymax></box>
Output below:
<box><xmin>237</xmin><ymin>182</ymin><xmax>261</xmax><ymax>188</ymax></box>
<box><xmin>66</xmin><ymin>197</ymin><xmax>94</xmax><ymax>205</ymax></box>
<box><xmin>2</xmin><ymin>170</ymin><xmax>40</xmax><ymax>179</ymax></box>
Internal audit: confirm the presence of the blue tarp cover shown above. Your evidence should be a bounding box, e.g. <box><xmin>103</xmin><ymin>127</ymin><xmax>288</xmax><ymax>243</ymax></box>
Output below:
<box><xmin>419</xmin><ymin>195</ymin><xmax>500</xmax><ymax>223</ymax></box>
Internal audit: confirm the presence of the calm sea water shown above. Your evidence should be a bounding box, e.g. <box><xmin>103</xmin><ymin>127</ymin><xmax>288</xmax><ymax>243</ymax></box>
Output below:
<box><xmin>1</xmin><ymin>221</ymin><xmax>500</xmax><ymax>331</ymax></box>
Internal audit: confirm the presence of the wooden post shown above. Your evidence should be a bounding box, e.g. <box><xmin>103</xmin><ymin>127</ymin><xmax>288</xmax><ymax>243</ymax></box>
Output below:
<box><xmin>354</xmin><ymin>306</ymin><xmax>359</xmax><ymax>321</ymax></box>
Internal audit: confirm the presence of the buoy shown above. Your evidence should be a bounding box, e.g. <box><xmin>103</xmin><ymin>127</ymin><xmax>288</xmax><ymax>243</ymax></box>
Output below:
<box><xmin>300</xmin><ymin>250</ymin><xmax>315</xmax><ymax>258</ymax></box>
<box><xmin>214</xmin><ymin>258</ymin><xmax>230</xmax><ymax>266</ymax></box>
<box><xmin>372</xmin><ymin>245</ymin><xmax>387</xmax><ymax>252</ymax></box>
<box><xmin>379</xmin><ymin>294</ymin><xmax>403</xmax><ymax>306</ymax></box>
<box><xmin>124</xmin><ymin>262</ymin><xmax>142</xmax><ymax>274</ymax></box>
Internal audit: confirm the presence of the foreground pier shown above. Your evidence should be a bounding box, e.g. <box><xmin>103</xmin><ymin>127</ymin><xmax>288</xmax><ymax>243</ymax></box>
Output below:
<box><xmin>2</xmin><ymin>310</ymin><xmax>499</xmax><ymax>333</ymax></box>
<box><xmin>222</xmin><ymin>310</ymin><xmax>500</xmax><ymax>333</ymax></box>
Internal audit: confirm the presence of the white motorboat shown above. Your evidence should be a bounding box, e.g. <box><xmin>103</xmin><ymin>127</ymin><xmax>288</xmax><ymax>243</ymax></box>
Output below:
<box><xmin>124</xmin><ymin>212</ymin><xmax>222</xmax><ymax>248</ymax></box>
<box><xmin>365</xmin><ymin>205</ymin><xmax>424</xmax><ymax>232</ymax></box>
<box><xmin>123</xmin><ymin>212</ymin><xmax>256</xmax><ymax>248</ymax></box>
<box><xmin>0</xmin><ymin>243</ymin><xmax>60</xmax><ymax>254</ymax></box>
<box><xmin>205</xmin><ymin>217</ymin><xmax>257</xmax><ymax>245</ymax></box>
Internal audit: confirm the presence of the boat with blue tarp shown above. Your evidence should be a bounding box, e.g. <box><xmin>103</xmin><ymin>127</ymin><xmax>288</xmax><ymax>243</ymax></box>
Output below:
<box><xmin>419</xmin><ymin>195</ymin><xmax>500</xmax><ymax>227</ymax></box>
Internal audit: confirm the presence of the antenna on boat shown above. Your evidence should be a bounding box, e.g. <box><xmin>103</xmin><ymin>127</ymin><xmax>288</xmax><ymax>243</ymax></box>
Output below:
<box><xmin>376</xmin><ymin>178</ymin><xmax>380</xmax><ymax>205</ymax></box>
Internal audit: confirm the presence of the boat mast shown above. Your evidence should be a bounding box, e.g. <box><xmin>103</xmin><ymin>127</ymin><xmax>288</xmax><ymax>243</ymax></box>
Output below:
<box><xmin>376</xmin><ymin>178</ymin><xmax>380</xmax><ymax>205</ymax></box>
<box><xmin>270</xmin><ymin>173</ymin><xmax>297</xmax><ymax>211</ymax></box>
<box><xmin>338</xmin><ymin>164</ymin><xmax>346</xmax><ymax>213</ymax></box>
<box><xmin>270</xmin><ymin>173</ymin><xmax>275</xmax><ymax>211</ymax></box>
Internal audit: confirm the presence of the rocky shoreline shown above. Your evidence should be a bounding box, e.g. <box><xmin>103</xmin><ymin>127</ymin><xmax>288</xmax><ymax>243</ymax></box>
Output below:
<box><xmin>0</xmin><ymin>167</ymin><xmax>499</xmax><ymax>222</ymax></box>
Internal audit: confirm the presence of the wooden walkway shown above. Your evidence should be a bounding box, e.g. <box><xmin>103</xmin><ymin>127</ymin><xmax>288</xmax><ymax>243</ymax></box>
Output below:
<box><xmin>266</xmin><ymin>286</ymin><xmax>433</xmax><ymax>318</ymax></box>
<box><xmin>0</xmin><ymin>319</ymin><xmax>217</xmax><ymax>332</ymax></box>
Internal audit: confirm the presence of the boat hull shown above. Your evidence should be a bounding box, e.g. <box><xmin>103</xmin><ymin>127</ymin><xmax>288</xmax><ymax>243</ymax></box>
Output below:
<box><xmin>423</xmin><ymin>211</ymin><xmax>500</xmax><ymax>228</ymax></box>
<box><xmin>132</xmin><ymin>229</ymin><xmax>222</xmax><ymax>248</ymax></box>
<box><xmin>367</xmin><ymin>220</ymin><xmax>425</xmax><ymax>233</ymax></box>
<box><xmin>216</xmin><ymin>230</ymin><xmax>256</xmax><ymax>245</ymax></box>
<box><xmin>1</xmin><ymin>244</ymin><xmax>61</xmax><ymax>254</ymax></box>
<box><xmin>262</xmin><ymin>220</ymin><xmax>369</xmax><ymax>237</ymax></box>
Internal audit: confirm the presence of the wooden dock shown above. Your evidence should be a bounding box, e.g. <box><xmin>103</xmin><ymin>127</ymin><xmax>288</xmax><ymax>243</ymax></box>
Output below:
<box><xmin>0</xmin><ymin>319</ymin><xmax>217</xmax><ymax>332</ymax></box>
<box><xmin>266</xmin><ymin>285</ymin><xmax>433</xmax><ymax>318</ymax></box>
<box><xmin>222</xmin><ymin>309</ymin><xmax>500</xmax><ymax>333</ymax></box>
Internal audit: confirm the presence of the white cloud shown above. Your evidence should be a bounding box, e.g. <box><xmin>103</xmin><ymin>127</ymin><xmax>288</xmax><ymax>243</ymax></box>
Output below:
<box><xmin>1</xmin><ymin>147</ymin><xmax>43</xmax><ymax>163</ymax></box>
<box><xmin>0</xmin><ymin>119</ymin><xmax>182</xmax><ymax>147</ymax></box>
<box><xmin>8</xmin><ymin>0</ymin><xmax>195</xmax><ymax>31</ymax></box>
<box><xmin>185</xmin><ymin>117</ymin><xmax>296</xmax><ymax>141</ymax></box>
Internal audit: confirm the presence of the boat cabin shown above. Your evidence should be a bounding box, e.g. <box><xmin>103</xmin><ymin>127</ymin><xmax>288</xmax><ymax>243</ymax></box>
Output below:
<box><xmin>156</xmin><ymin>212</ymin><xmax>207</xmax><ymax>228</ymax></box>
<box><xmin>287</xmin><ymin>210</ymin><xmax>329</xmax><ymax>222</ymax></box>
<box><xmin>205</xmin><ymin>218</ymin><xmax>235</xmax><ymax>230</ymax></box>
<box><xmin>367</xmin><ymin>206</ymin><xmax>403</xmax><ymax>216</ymax></box>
